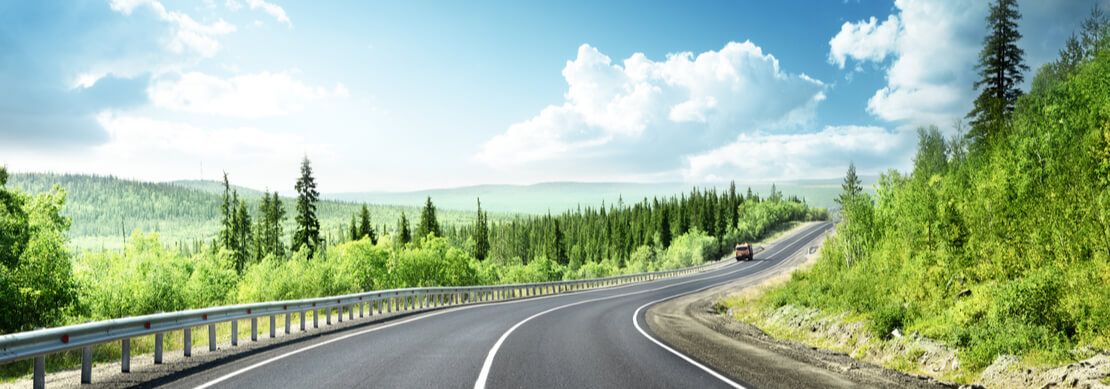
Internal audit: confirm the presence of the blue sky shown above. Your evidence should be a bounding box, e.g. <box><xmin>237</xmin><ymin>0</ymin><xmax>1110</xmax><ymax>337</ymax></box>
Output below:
<box><xmin>0</xmin><ymin>0</ymin><xmax>1103</xmax><ymax>192</ymax></box>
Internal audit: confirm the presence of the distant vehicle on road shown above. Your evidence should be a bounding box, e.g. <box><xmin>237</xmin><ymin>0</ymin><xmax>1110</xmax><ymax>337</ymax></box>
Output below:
<box><xmin>735</xmin><ymin>242</ymin><xmax>753</xmax><ymax>261</ymax></box>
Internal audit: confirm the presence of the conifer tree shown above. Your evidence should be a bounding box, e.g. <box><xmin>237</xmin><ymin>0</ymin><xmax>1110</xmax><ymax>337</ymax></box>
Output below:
<box><xmin>658</xmin><ymin>207</ymin><xmax>672</xmax><ymax>249</ymax></box>
<box><xmin>358</xmin><ymin>204</ymin><xmax>376</xmax><ymax>244</ymax></box>
<box><xmin>967</xmin><ymin>0</ymin><xmax>1028</xmax><ymax>145</ymax></box>
<box><xmin>836</xmin><ymin>162</ymin><xmax>863</xmax><ymax>206</ymax></box>
<box><xmin>416</xmin><ymin>196</ymin><xmax>441</xmax><ymax>239</ymax></box>
<box><xmin>473</xmin><ymin>198</ymin><xmax>490</xmax><ymax>260</ymax></box>
<box><xmin>398</xmin><ymin>212</ymin><xmax>412</xmax><ymax>244</ymax></box>
<box><xmin>292</xmin><ymin>156</ymin><xmax>321</xmax><ymax>258</ymax></box>
<box><xmin>218</xmin><ymin>172</ymin><xmax>234</xmax><ymax>253</ymax></box>
<box><xmin>233</xmin><ymin>194</ymin><xmax>252</xmax><ymax>272</ymax></box>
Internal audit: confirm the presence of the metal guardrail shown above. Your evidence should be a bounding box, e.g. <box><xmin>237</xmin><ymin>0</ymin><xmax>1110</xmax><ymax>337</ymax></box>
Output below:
<box><xmin>1</xmin><ymin>257</ymin><xmax>731</xmax><ymax>388</ymax></box>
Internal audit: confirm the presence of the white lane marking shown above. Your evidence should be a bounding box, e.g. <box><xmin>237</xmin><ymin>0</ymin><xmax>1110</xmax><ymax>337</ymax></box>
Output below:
<box><xmin>472</xmin><ymin>263</ymin><xmax>762</xmax><ymax>389</ymax></box>
<box><xmin>195</xmin><ymin>244</ymin><xmax>751</xmax><ymax>388</ymax></box>
<box><xmin>631</xmin><ymin>223</ymin><xmax>829</xmax><ymax>389</ymax></box>
<box><xmin>473</xmin><ymin>223</ymin><xmax>828</xmax><ymax>389</ymax></box>
<box><xmin>202</xmin><ymin>222</ymin><xmax>826</xmax><ymax>389</ymax></box>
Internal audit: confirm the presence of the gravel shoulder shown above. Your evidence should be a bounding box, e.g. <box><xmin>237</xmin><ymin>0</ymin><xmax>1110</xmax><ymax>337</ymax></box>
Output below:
<box><xmin>645</xmin><ymin>223</ymin><xmax>955</xmax><ymax>389</ymax></box>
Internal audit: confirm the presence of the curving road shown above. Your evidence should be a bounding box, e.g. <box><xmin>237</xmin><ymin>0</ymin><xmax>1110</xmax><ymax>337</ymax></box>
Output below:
<box><xmin>139</xmin><ymin>221</ymin><xmax>832</xmax><ymax>389</ymax></box>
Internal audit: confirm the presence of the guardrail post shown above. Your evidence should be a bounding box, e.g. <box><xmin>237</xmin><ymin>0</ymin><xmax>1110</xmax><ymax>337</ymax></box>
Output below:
<box><xmin>183</xmin><ymin>329</ymin><xmax>191</xmax><ymax>357</ymax></box>
<box><xmin>326</xmin><ymin>308</ymin><xmax>332</xmax><ymax>325</ymax></box>
<box><xmin>300</xmin><ymin>311</ymin><xmax>306</xmax><ymax>331</ymax></box>
<box><xmin>209</xmin><ymin>324</ymin><xmax>217</xmax><ymax>351</ymax></box>
<box><xmin>231</xmin><ymin>320</ymin><xmax>239</xmax><ymax>346</ymax></box>
<box><xmin>270</xmin><ymin>315</ymin><xmax>276</xmax><ymax>338</ymax></box>
<box><xmin>359</xmin><ymin>302</ymin><xmax>365</xmax><ymax>318</ymax></box>
<box><xmin>81</xmin><ymin>346</ymin><xmax>92</xmax><ymax>383</ymax></box>
<box><xmin>33</xmin><ymin>355</ymin><xmax>45</xmax><ymax>389</ymax></box>
<box><xmin>286</xmin><ymin>312</ymin><xmax>292</xmax><ymax>334</ymax></box>
<box><xmin>121</xmin><ymin>338</ymin><xmax>131</xmax><ymax>372</ymax></box>
<box><xmin>348</xmin><ymin>305</ymin><xmax>354</xmax><ymax>320</ymax></box>
<box><xmin>313</xmin><ymin>309</ymin><xmax>319</xmax><ymax>328</ymax></box>
<box><xmin>338</xmin><ymin>306</ymin><xmax>344</xmax><ymax>323</ymax></box>
<box><xmin>251</xmin><ymin>317</ymin><xmax>258</xmax><ymax>341</ymax></box>
<box><xmin>155</xmin><ymin>332</ymin><xmax>164</xmax><ymax>363</ymax></box>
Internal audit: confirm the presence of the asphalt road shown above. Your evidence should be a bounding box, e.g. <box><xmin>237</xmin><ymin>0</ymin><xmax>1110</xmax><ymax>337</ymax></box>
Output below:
<box><xmin>145</xmin><ymin>221</ymin><xmax>832</xmax><ymax>389</ymax></box>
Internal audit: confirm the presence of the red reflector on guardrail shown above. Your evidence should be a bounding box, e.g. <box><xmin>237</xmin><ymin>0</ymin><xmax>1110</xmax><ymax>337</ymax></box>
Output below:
<box><xmin>144</xmin><ymin>322</ymin><xmax>150</xmax><ymax>329</ymax></box>
<box><xmin>202</xmin><ymin>314</ymin><xmax>208</xmax><ymax>320</ymax></box>
<box><xmin>246</xmin><ymin>309</ymin><xmax>252</xmax><ymax>314</ymax></box>
<box><xmin>60</xmin><ymin>335</ymin><xmax>69</xmax><ymax>343</ymax></box>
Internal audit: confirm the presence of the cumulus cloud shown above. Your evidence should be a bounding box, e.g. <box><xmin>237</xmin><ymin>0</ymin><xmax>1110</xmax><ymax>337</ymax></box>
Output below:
<box><xmin>477</xmin><ymin>42</ymin><xmax>827</xmax><ymax>172</ymax></box>
<box><xmin>829</xmin><ymin>0</ymin><xmax>1098</xmax><ymax>126</ymax></box>
<box><xmin>828</xmin><ymin>15</ymin><xmax>900</xmax><ymax>69</ymax></box>
<box><xmin>147</xmin><ymin>71</ymin><xmax>347</xmax><ymax>117</ymax></box>
<box><xmin>110</xmin><ymin>0</ymin><xmax>236</xmax><ymax>58</ymax></box>
<box><xmin>683</xmin><ymin>126</ymin><xmax>915</xmax><ymax>181</ymax></box>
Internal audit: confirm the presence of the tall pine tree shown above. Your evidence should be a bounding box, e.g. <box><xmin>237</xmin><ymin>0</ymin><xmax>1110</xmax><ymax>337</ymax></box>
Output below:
<box><xmin>836</xmin><ymin>162</ymin><xmax>863</xmax><ymax>206</ymax></box>
<box><xmin>416</xmin><ymin>196</ymin><xmax>441</xmax><ymax>239</ymax></box>
<box><xmin>397</xmin><ymin>212</ymin><xmax>412</xmax><ymax>244</ymax></box>
<box><xmin>358</xmin><ymin>204</ymin><xmax>376</xmax><ymax>244</ymax></box>
<box><xmin>292</xmin><ymin>156</ymin><xmax>321</xmax><ymax>258</ymax></box>
<box><xmin>967</xmin><ymin>0</ymin><xmax>1028</xmax><ymax>145</ymax></box>
<box><xmin>473</xmin><ymin>198</ymin><xmax>490</xmax><ymax>260</ymax></box>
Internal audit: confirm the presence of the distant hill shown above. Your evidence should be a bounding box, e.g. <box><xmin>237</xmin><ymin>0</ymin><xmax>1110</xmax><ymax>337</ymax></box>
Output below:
<box><xmin>7</xmin><ymin>173</ymin><xmax>485</xmax><ymax>251</ymax></box>
<box><xmin>6</xmin><ymin>173</ymin><xmax>871</xmax><ymax>250</ymax></box>
<box><xmin>326</xmin><ymin>179</ymin><xmax>872</xmax><ymax>214</ymax></box>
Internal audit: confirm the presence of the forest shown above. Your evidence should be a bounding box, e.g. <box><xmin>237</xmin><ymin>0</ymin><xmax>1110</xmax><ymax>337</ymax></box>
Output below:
<box><xmin>7</xmin><ymin>172</ymin><xmax>494</xmax><ymax>251</ymax></box>
<box><xmin>761</xmin><ymin>3</ymin><xmax>1110</xmax><ymax>375</ymax></box>
<box><xmin>0</xmin><ymin>155</ymin><xmax>825</xmax><ymax>337</ymax></box>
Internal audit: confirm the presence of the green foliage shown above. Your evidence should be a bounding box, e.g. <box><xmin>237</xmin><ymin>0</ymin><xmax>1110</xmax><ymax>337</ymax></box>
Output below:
<box><xmin>766</xmin><ymin>44</ymin><xmax>1110</xmax><ymax>371</ymax></box>
<box><xmin>0</xmin><ymin>180</ymin><xmax>78</xmax><ymax>333</ymax></box>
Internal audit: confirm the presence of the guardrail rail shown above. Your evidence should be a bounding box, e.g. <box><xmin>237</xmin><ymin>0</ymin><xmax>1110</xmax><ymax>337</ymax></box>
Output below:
<box><xmin>1</xmin><ymin>256</ymin><xmax>734</xmax><ymax>388</ymax></box>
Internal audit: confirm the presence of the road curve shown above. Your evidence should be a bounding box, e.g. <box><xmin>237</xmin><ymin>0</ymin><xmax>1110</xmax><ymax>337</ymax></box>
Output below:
<box><xmin>142</xmin><ymin>221</ymin><xmax>832</xmax><ymax>389</ymax></box>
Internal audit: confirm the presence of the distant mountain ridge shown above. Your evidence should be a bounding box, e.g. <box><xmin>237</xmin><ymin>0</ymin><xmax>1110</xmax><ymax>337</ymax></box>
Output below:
<box><xmin>327</xmin><ymin>179</ymin><xmax>868</xmax><ymax>214</ymax></box>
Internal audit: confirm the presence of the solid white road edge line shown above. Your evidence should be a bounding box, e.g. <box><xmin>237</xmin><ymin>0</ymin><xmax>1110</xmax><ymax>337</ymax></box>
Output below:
<box><xmin>630</xmin><ymin>222</ymin><xmax>828</xmax><ymax>389</ymax></box>
<box><xmin>193</xmin><ymin>230</ymin><xmax>775</xmax><ymax>389</ymax></box>
<box><xmin>473</xmin><ymin>222</ymin><xmax>828</xmax><ymax>389</ymax></box>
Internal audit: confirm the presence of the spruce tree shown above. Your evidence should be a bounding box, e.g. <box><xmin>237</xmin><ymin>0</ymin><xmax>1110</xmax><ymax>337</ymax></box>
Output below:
<box><xmin>398</xmin><ymin>212</ymin><xmax>412</xmax><ymax>244</ymax></box>
<box><xmin>358</xmin><ymin>204</ymin><xmax>376</xmax><ymax>244</ymax></box>
<box><xmin>218</xmin><ymin>172</ymin><xmax>234</xmax><ymax>253</ymax></box>
<box><xmin>349</xmin><ymin>215</ymin><xmax>359</xmax><ymax>242</ymax></box>
<box><xmin>292</xmin><ymin>156</ymin><xmax>321</xmax><ymax>258</ymax></box>
<box><xmin>967</xmin><ymin>0</ymin><xmax>1028</xmax><ymax>145</ymax></box>
<box><xmin>658</xmin><ymin>207</ymin><xmax>672</xmax><ymax>249</ymax></box>
<box><xmin>416</xmin><ymin>196</ymin><xmax>441</xmax><ymax>239</ymax></box>
<box><xmin>233</xmin><ymin>194</ymin><xmax>252</xmax><ymax>272</ymax></box>
<box><xmin>473</xmin><ymin>198</ymin><xmax>490</xmax><ymax>260</ymax></box>
<box><xmin>836</xmin><ymin>162</ymin><xmax>863</xmax><ymax>206</ymax></box>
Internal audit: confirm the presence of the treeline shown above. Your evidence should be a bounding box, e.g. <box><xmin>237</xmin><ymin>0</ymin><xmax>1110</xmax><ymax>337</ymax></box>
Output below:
<box><xmin>6</xmin><ymin>172</ymin><xmax>488</xmax><ymax>251</ymax></box>
<box><xmin>444</xmin><ymin>184</ymin><xmax>825</xmax><ymax>269</ymax></box>
<box><xmin>0</xmin><ymin>154</ymin><xmax>824</xmax><ymax>334</ymax></box>
<box><xmin>767</xmin><ymin>3</ymin><xmax>1110</xmax><ymax>373</ymax></box>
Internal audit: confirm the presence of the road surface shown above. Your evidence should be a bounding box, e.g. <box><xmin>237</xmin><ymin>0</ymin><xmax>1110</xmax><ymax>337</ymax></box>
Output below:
<box><xmin>112</xmin><ymin>222</ymin><xmax>831</xmax><ymax>389</ymax></box>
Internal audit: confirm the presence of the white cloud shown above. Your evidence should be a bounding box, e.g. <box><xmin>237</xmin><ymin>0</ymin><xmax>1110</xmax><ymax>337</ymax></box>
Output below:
<box><xmin>828</xmin><ymin>15</ymin><xmax>900</xmax><ymax>69</ymax></box>
<box><xmin>827</xmin><ymin>0</ymin><xmax>1095</xmax><ymax>126</ymax></box>
<box><xmin>683</xmin><ymin>126</ymin><xmax>915</xmax><ymax>181</ymax></box>
<box><xmin>477</xmin><ymin>42</ymin><xmax>826</xmax><ymax>171</ymax></box>
<box><xmin>147</xmin><ymin>71</ymin><xmax>347</xmax><ymax>117</ymax></box>
<box><xmin>245</xmin><ymin>0</ymin><xmax>291</xmax><ymax>27</ymax></box>
<box><xmin>110</xmin><ymin>0</ymin><xmax>236</xmax><ymax>58</ymax></box>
